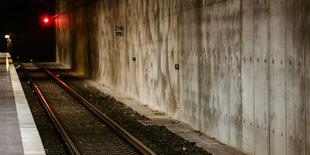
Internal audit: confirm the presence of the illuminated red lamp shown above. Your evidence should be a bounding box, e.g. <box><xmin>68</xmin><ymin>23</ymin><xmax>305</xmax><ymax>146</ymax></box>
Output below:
<box><xmin>43</xmin><ymin>17</ymin><xmax>49</xmax><ymax>23</ymax></box>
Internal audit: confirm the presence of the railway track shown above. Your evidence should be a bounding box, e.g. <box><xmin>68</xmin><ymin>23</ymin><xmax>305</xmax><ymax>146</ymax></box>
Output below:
<box><xmin>22</xmin><ymin>64</ymin><xmax>156</xmax><ymax>155</ymax></box>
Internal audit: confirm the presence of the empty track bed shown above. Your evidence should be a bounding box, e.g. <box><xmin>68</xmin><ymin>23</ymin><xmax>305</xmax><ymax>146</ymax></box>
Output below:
<box><xmin>26</xmin><ymin>70</ymin><xmax>146</xmax><ymax>155</ymax></box>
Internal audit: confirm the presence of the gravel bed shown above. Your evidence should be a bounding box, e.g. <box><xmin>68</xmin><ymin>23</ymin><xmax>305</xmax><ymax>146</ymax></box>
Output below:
<box><xmin>19</xmin><ymin>74</ymin><xmax>68</xmax><ymax>155</ymax></box>
<box><xmin>28</xmin><ymin>74</ymin><xmax>139</xmax><ymax>155</ymax></box>
<box><xmin>61</xmin><ymin>76</ymin><xmax>211</xmax><ymax>155</ymax></box>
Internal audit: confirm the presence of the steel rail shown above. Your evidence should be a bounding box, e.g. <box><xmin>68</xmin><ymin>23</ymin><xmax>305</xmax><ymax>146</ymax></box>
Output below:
<box><xmin>42</xmin><ymin>67</ymin><xmax>156</xmax><ymax>155</ymax></box>
<box><xmin>28</xmin><ymin>76</ymin><xmax>81</xmax><ymax>155</ymax></box>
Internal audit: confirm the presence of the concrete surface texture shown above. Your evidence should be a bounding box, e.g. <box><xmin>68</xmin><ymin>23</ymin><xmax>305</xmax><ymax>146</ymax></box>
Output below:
<box><xmin>0</xmin><ymin>53</ymin><xmax>45</xmax><ymax>155</ymax></box>
<box><xmin>55</xmin><ymin>0</ymin><xmax>310</xmax><ymax>154</ymax></box>
<box><xmin>0</xmin><ymin>64</ymin><xmax>24</xmax><ymax>155</ymax></box>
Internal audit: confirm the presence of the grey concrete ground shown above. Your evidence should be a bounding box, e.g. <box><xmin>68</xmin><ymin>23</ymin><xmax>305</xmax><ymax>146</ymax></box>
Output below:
<box><xmin>0</xmin><ymin>53</ymin><xmax>45</xmax><ymax>155</ymax></box>
<box><xmin>0</xmin><ymin>64</ymin><xmax>24</xmax><ymax>155</ymax></box>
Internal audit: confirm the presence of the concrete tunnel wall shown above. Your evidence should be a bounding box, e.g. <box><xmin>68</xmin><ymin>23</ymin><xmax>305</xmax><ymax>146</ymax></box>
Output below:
<box><xmin>55</xmin><ymin>0</ymin><xmax>310</xmax><ymax>154</ymax></box>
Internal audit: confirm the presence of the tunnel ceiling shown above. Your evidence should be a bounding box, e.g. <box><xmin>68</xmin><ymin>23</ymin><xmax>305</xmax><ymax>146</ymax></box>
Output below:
<box><xmin>0</xmin><ymin>0</ymin><xmax>54</xmax><ymax>16</ymax></box>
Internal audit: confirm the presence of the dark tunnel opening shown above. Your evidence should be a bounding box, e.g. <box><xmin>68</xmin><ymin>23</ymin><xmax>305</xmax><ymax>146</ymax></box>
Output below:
<box><xmin>0</xmin><ymin>0</ymin><xmax>56</xmax><ymax>62</ymax></box>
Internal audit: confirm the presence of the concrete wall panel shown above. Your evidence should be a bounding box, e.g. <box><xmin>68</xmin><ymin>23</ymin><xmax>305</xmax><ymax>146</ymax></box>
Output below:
<box><xmin>286</xmin><ymin>0</ymin><xmax>306</xmax><ymax>154</ymax></box>
<box><xmin>306</xmin><ymin>1</ymin><xmax>310</xmax><ymax>154</ymax></box>
<box><xmin>178</xmin><ymin>1</ymin><xmax>200</xmax><ymax>130</ymax></box>
<box><xmin>209</xmin><ymin>3</ymin><xmax>219</xmax><ymax>138</ymax></box>
<box><xmin>229</xmin><ymin>0</ymin><xmax>242</xmax><ymax>148</ymax></box>
<box><xmin>199</xmin><ymin>2</ymin><xmax>214</xmax><ymax>137</ymax></box>
<box><xmin>241</xmin><ymin>0</ymin><xmax>255</xmax><ymax>153</ymax></box>
<box><xmin>217</xmin><ymin>2</ymin><xmax>230</xmax><ymax>143</ymax></box>
<box><xmin>55</xmin><ymin>0</ymin><xmax>73</xmax><ymax>68</ymax></box>
<box><xmin>269</xmin><ymin>0</ymin><xmax>286</xmax><ymax>154</ymax></box>
<box><xmin>253</xmin><ymin>0</ymin><xmax>270</xmax><ymax>154</ymax></box>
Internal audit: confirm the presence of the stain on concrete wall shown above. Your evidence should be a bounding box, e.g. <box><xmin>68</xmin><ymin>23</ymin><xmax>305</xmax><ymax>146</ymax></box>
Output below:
<box><xmin>55</xmin><ymin>0</ymin><xmax>310</xmax><ymax>154</ymax></box>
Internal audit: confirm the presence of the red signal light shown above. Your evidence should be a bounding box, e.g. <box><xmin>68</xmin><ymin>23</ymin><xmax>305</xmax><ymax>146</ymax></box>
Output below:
<box><xmin>44</xmin><ymin>18</ymin><xmax>49</xmax><ymax>23</ymax></box>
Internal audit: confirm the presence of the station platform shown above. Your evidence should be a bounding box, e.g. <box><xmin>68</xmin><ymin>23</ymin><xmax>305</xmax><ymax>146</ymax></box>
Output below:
<box><xmin>0</xmin><ymin>53</ymin><xmax>45</xmax><ymax>155</ymax></box>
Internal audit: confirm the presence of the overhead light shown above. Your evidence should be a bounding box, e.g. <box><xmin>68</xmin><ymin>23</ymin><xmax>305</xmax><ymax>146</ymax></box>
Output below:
<box><xmin>5</xmin><ymin>35</ymin><xmax>10</xmax><ymax>39</ymax></box>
